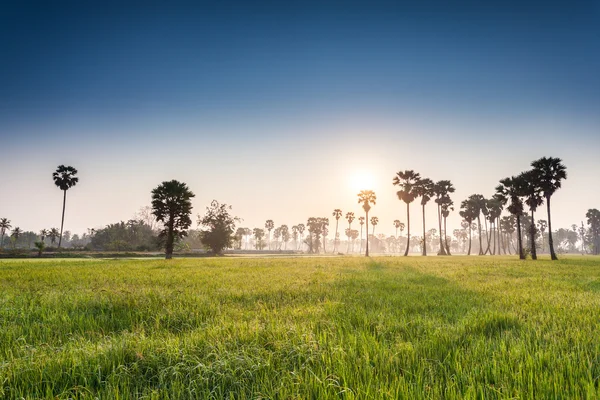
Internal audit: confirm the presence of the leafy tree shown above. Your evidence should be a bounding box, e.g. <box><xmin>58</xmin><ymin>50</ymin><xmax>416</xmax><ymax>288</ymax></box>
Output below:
<box><xmin>587</xmin><ymin>209</ymin><xmax>600</xmax><ymax>255</ymax></box>
<box><xmin>441</xmin><ymin>196</ymin><xmax>454</xmax><ymax>255</ymax></box>
<box><xmin>306</xmin><ymin>217</ymin><xmax>328</xmax><ymax>254</ymax></box>
<box><xmin>358</xmin><ymin>190</ymin><xmax>376</xmax><ymax>257</ymax></box>
<box><xmin>393</xmin><ymin>170</ymin><xmax>421</xmax><ymax>256</ymax></box>
<box><xmin>151</xmin><ymin>180</ymin><xmax>195</xmax><ymax>259</ymax></box>
<box><xmin>34</xmin><ymin>241</ymin><xmax>46</xmax><ymax>256</ymax></box>
<box><xmin>0</xmin><ymin>218</ymin><xmax>11</xmax><ymax>249</ymax></box>
<box><xmin>531</xmin><ymin>157</ymin><xmax>567</xmax><ymax>260</ymax></box>
<box><xmin>519</xmin><ymin>170</ymin><xmax>544</xmax><ymax>260</ymax></box>
<box><xmin>291</xmin><ymin>225</ymin><xmax>299</xmax><ymax>250</ymax></box>
<box><xmin>496</xmin><ymin>177</ymin><xmax>526</xmax><ymax>259</ymax></box>
<box><xmin>48</xmin><ymin>228</ymin><xmax>60</xmax><ymax>246</ymax></box>
<box><xmin>332</xmin><ymin>209</ymin><xmax>342</xmax><ymax>253</ymax></box>
<box><xmin>393</xmin><ymin>219</ymin><xmax>402</xmax><ymax>239</ymax></box>
<box><xmin>39</xmin><ymin>229</ymin><xmax>48</xmax><ymax>243</ymax></box>
<box><xmin>273</xmin><ymin>226</ymin><xmax>282</xmax><ymax>250</ymax></box>
<box><xmin>297</xmin><ymin>224</ymin><xmax>305</xmax><ymax>251</ymax></box>
<box><xmin>198</xmin><ymin>200</ymin><xmax>239</xmax><ymax>255</ymax></box>
<box><xmin>52</xmin><ymin>165</ymin><xmax>79</xmax><ymax>249</ymax></box>
<box><xmin>414</xmin><ymin>178</ymin><xmax>434</xmax><ymax>256</ymax></box>
<box><xmin>265</xmin><ymin>220</ymin><xmax>275</xmax><ymax>250</ymax></box>
<box><xmin>537</xmin><ymin>220</ymin><xmax>547</xmax><ymax>253</ymax></box>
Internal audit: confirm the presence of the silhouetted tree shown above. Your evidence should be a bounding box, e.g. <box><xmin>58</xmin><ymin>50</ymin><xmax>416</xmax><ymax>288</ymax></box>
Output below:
<box><xmin>393</xmin><ymin>170</ymin><xmax>421</xmax><ymax>256</ymax></box>
<box><xmin>280</xmin><ymin>225</ymin><xmax>290</xmax><ymax>250</ymax></box>
<box><xmin>11</xmin><ymin>227</ymin><xmax>22</xmax><ymax>249</ymax></box>
<box><xmin>52</xmin><ymin>165</ymin><xmax>78</xmax><ymax>249</ymax></box>
<box><xmin>496</xmin><ymin>176</ymin><xmax>526</xmax><ymax>259</ymax></box>
<box><xmin>587</xmin><ymin>209</ymin><xmax>600</xmax><ymax>255</ymax></box>
<box><xmin>433</xmin><ymin>180</ymin><xmax>455</xmax><ymax>255</ymax></box>
<box><xmin>48</xmin><ymin>228</ymin><xmax>59</xmax><ymax>246</ymax></box>
<box><xmin>297</xmin><ymin>224</ymin><xmax>305</xmax><ymax>251</ymax></box>
<box><xmin>520</xmin><ymin>169</ymin><xmax>544</xmax><ymax>260</ymax></box>
<box><xmin>151</xmin><ymin>180</ymin><xmax>195</xmax><ymax>259</ymax></box>
<box><xmin>346</xmin><ymin>212</ymin><xmax>355</xmax><ymax>253</ymax></box>
<box><xmin>531</xmin><ymin>157</ymin><xmax>567</xmax><ymax>260</ymax></box>
<box><xmin>358</xmin><ymin>190</ymin><xmax>376</xmax><ymax>257</ymax></box>
<box><xmin>537</xmin><ymin>220</ymin><xmax>547</xmax><ymax>253</ymax></box>
<box><xmin>332</xmin><ymin>209</ymin><xmax>342</xmax><ymax>253</ymax></box>
<box><xmin>414</xmin><ymin>178</ymin><xmax>434</xmax><ymax>256</ymax></box>
<box><xmin>370</xmin><ymin>216</ymin><xmax>379</xmax><ymax>238</ymax></box>
<box><xmin>358</xmin><ymin>216</ymin><xmax>365</xmax><ymax>253</ymax></box>
<box><xmin>0</xmin><ymin>218</ymin><xmax>11</xmax><ymax>249</ymax></box>
<box><xmin>198</xmin><ymin>200</ymin><xmax>239</xmax><ymax>255</ymax></box>
<box><xmin>265</xmin><ymin>220</ymin><xmax>274</xmax><ymax>250</ymax></box>
<box><xmin>253</xmin><ymin>228</ymin><xmax>266</xmax><ymax>250</ymax></box>
<box><xmin>441</xmin><ymin>196</ymin><xmax>454</xmax><ymax>255</ymax></box>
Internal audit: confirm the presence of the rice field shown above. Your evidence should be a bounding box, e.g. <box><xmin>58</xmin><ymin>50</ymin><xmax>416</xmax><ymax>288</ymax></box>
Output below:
<box><xmin>1</xmin><ymin>256</ymin><xmax>600</xmax><ymax>399</ymax></box>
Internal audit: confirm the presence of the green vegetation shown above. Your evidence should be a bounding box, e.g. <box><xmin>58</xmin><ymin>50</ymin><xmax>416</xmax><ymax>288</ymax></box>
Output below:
<box><xmin>2</xmin><ymin>256</ymin><xmax>600</xmax><ymax>398</ymax></box>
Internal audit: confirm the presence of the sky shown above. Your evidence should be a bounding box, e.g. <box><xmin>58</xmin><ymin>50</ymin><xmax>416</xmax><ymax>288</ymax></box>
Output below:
<box><xmin>1</xmin><ymin>0</ymin><xmax>599</xmax><ymax>237</ymax></box>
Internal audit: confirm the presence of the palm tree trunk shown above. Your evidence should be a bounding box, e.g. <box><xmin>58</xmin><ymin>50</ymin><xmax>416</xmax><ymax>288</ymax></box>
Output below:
<box><xmin>546</xmin><ymin>197</ymin><xmax>558</xmax><ymax>260</ymax></box>
<box><xmin>365</xmin><ymin>211</ymin><xmax>370</xmax><ymax>257</ymax></box>
<box><xmin>404</xmin><ymin>203</ymin><xmax>411</xmax><ymax>256</ymax></box>
<box><xmin>483</xmin><ymin>218</ymin><xmax>491</xmax><ymax>255</ymax></box>
<box><xmin>421</xmin><ymin>204</ymin><xmax>427</xmax><ymax>256</ymax></box>
<box><xmin>437</xmin><ymin>205</ymin><xmax>446</xmax><ymax>255</ymax></box>
<box><xmin>58</xmin><ymin>190</ymin><xmax>67</xmax><ymax>249</ymax></box>
<box><xmin>359</xmin><ymin>225</ymin><xmax>363</xmax><ymax>254</ymax></box>
<box><xmin>467</xmin><ymin>224</ymin><xmax>472</xmax><ymax>255</ymax></box>
<box><xmin>477</xmin><ymin>216</ymin><xmax>483</xmax><ymax>255</ymax></box>
<box><xmin>516</xmin><ymin>214</ymin><xmax>524</xmax><ymax>259</ymax></box>
<box><xmin>530</xmin><ymin>210</ymin><xmax>537</xmax><ymax>260</ymax></box>
<box><xmin>444</xmin><ymin>216</ymin><xmax>451</xmax><ymax>255</ymax></box>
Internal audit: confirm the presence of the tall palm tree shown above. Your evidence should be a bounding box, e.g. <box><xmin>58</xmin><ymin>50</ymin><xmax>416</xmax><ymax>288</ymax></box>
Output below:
<box><xmin>0</xmin><ymin>218</ymin><xmax>11</xmax><ymax>249</ymax></box>
<box><xmin>297</xmin><ymin>224</ymin><xmax>305</xmax><ymax>251</ymax></box>
<box><xmin>265</xmin><ymin>220</ymin><xmax>274</xmax><ymax>250</ymax></box>
<box><xmin>537</xmin><ymin>220</ymin><xmax>547</xmax><ymax>253</ymax></box>
<box><xmin>358</xmin><ymin>216</ymin><xmax>365</xmax><ymax>253</ymax></box>
<box><xmin>459</xmin><ymin>201</ymin><xmax>478</xmax><ymax>255</ymax></box>
<box><xmin>496</xmin><ymin>176</ymin><xmax>526</xmax><ymax>260</ymax></box>
<box><xmin>433</xmin><ymin>180</ymin><xmax>455</xmax><ymax>255</ymax></box>
<box><xmin>393</xmin><ymin>220</ymin><xmax>402</xmax><ymax>238</ymax></box>
<box><xmin>345</xmin><ymin>212</ymin><xmax>355</xmax><ymax>253</ymax></box>
<box><xmin>39</xmin><ymin>229</ymin><xmax>49</xmax><ymax>244</ymax></box>
<box><xmin>370</xmin><ymin>216</ymin><xmax>379</xmax><ymax>237</ymax></box>
<box><xmin>332</xmin><ymin>209</ymin><xmax>342</xmax><ymax>253</ymax></box>
<box><xmin>53</xmin><ymin>165</ymin><xmax>79</xmax><ymax>249</ymax></box>
<box><xmin>11</xmin><ymin>227</ymin><xmax>22</xmax><ymax>249</ymax></box>
<box><xmin>486</xmin><ymin>197</ymin><xmax>503</xmax><ymax>255</ymax></box>
<box><xmin>519</xmin><ymin>170</ymin><xmax>544</xmax><ymax>260</ymax></box>
<box><xmin>49</xmin><ymin>228</ymin><xmax>60</xmax><ymax>246</ymax></box>
<box><xmin>357</xmin><ymin>190</ymin><xmax>376</xmax><ymax>257</ymax></box>
<box><xmin>414</xmin><ymin>178</ymin><xmax>434</xmax><ymax>256</ymax></box>
<box><xmin>465</xmin><ymin>194</ymin><xmax>487</xmax><ymax>255</ymax></box>
<box><xmin>440</xmin><ymin>196</ymin><xmax>454</xmax><ymax>255</ymax></box>
<box><xmin>393</xmin><ymin>170</ymin><xmax>421</xmax><ymax>256</ymax></box>
<box><xmin>531</xmin><ymin>157</ymin><xmax>567</xmax><ymax>260</ymax></box>
<box><xmin>587</xmin><ymin>209</ymin><xmax>600</xmax><ymax>255</ymax></box>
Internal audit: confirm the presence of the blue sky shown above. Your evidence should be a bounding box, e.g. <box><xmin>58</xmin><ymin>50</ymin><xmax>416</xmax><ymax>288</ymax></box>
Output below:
<box><xmin>1</xmin><ymin>1</ymin><xmax>599</xmax><ymax>235</ymax></box>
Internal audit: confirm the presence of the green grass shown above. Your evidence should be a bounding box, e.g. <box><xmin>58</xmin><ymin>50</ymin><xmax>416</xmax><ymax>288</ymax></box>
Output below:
<box><xmin>1</xmin><ymin>256</ymin><xmax>600</xmax><ymax>399</ymax></box>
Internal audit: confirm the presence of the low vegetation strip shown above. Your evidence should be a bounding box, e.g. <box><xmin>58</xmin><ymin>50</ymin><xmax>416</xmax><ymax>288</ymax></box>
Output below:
<box><xmin>1</xmin><ymin>256</ymin><xmax>599</xmax><ymax>399</ymax></box>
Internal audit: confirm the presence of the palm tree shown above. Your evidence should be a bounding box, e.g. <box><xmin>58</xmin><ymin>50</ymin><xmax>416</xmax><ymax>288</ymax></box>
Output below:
<box><xmin>151</xmin><ymin>180</ymin><xmax>195</xmax><ymax>259</ymax></box>
<box><xmin>393</xmin><ymin>170</ymin><xmax>421</xmax><ymax>256</ymax></box>
<box><xmin>393</xmin><ymin>220</ymin><xmax>402</xmax><ymax>238</ymax></box>
<box><xmin>537</xmin><ymin>220</ymin><xmax>547</xmax><ymax>253</ymax></box>
<box><xmin>10</xmin><ymin>227</ymin><xmax>23</xmax><ymax>248</ymax></box>
<box><xmin>297</xmin><ymin>224</ymin><xmax>305</xmax><ymax>251</ymax></box>
<box><xmin>414</xmin><ymin>178</ymin><xmax>434</xmax><ymax>256</ymax></box>
<box><xmin>332</xmin><ymin>209</ymin><xmax>342</xmax><ymax>253</ymax></box>
<box><xmin>519</xmin><ymin>170</ymin><xmax>544</xmax><ymax>260</ymax></box>
<box><xmin>531</xmin><ymin>157</ymin><xmax>567</xmax><ymax>260</ymax></box>
<box><xmin>587</xmin><ymin>209</ymin><xmax>600</xmax><ymax>255</ymax></box>
<box><xmin>433</xmin><ymin>180</ymin><xmax>455</xmax><ymax>255</ymax></box>
<box><xmin>496</xmin><ymin>176</ymin><xmax>526</xmax><ymax>260</ymax></box>
<box><xmin>370</xmin><ymin>216</ymin><xmax>379</xmax><ymax>237</ymax></box>
<box><xmin>345</xmin><ymin>212</ymin><xmax>355</xmax><ymax>253</ymax></box>
<box><xmin>357</xmin><ymin>190</ymin><xmax>376</xmax><ymax>257</ymax></box>
<box><xmin>0</xmin><ymin>218</ymin><xmax>11</xmax><ymax>249</ymax></box>
<box><xmin>52</xmin><ymin>165</ymin><xmax>79</xmax><ymax>249</ymax></box>
<box><xmin>291</xmin><ymin>225</ymin><xmax>299</xmax><ymax>250</ymax></box>
<box><xmin>265</xmin><ymin>220</ymin><xmax>274</xmax><ymax>250</ymax></box>
<box><xmin>486</xmin><ymin>197</ymin><xmax>503</xmax><ymax>255</ymax></box>
<box><xmin>464</xmin><ymin>195</ymin><xmax>486</xmax><ymax>255</ymax></box>
<box><xmin>39</xmin><ymin>229</ymin><xmax>49</xmax><ymax>244</ymax></box>
<box><xmin>253</xmin><ymin>228</ymin><xmax>265</xmax><ymax>250</ymax></box>
<box><xmin>49</xmin><ymin>228</ymin><xmax>60</xmax><ymax>246</ymax></box>
<box><xmin>459</xmin><ymin>199</ymin><xmax>478</xmax><ymax>255</ymax></box>
<box><xmin>358</xmin><ymin>216</ymin><xmax>365</xmax><ymax>253</ymax></box>
<box><xmin>440</xmin><ymin>196</ymin><xmax>454</xmax><ymax>255</ymax></box>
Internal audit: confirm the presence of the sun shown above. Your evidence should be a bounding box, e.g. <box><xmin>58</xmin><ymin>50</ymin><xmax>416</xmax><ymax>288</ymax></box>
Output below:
<box><xmin>349</xmin><ymin>170</ymin><xmax>375</xmax><ymax>192</ymax></box>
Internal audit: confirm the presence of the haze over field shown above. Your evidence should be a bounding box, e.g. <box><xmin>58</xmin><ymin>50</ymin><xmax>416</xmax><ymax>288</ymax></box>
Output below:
<box><xmin>1</xmin><ymin>1</ymin><xmax>599</xmax><ymax>235</ymax></box>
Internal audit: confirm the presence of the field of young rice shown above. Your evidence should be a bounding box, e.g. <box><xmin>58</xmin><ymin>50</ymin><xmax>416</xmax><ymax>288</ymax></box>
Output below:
<box><xmin>1</xmin><ymin>256</ymin><xmax>600</xmax><ymax>399</ymax></box>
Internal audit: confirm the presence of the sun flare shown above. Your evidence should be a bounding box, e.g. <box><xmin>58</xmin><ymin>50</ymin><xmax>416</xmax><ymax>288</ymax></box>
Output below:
<box><xmin>349</xmin><ymin>170</ymin><xmax>375</xmax><ymax>192</ymax></box>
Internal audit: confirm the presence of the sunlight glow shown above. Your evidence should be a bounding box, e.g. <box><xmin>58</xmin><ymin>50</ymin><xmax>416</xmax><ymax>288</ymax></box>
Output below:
<box><xmin>349</xmin><ymin>170</ymin><xmax>375</xmax><ymax>192</ymax></box>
